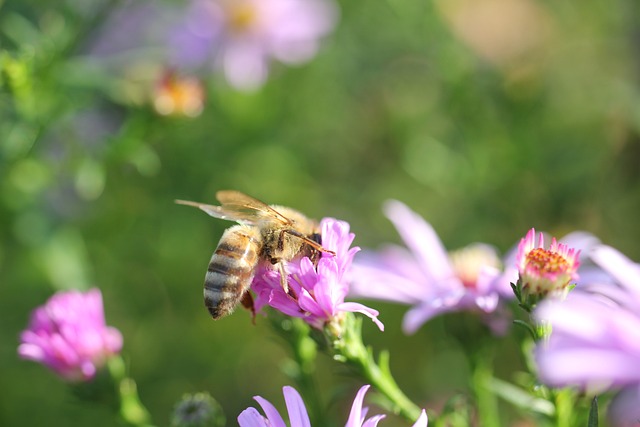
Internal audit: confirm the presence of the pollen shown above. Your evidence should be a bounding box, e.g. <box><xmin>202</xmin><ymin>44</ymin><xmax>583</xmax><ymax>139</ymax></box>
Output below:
<box><xmin>525</xmin><ymin>248</ymin><xmax>570</xmax><ymax>276</ymax></box>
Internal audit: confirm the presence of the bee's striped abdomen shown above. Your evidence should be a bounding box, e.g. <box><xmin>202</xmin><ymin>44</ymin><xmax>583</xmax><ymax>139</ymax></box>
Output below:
<box><xmin>204</xmin><ymin>226</ymin><xmax>261</xmax><ymax>319</ymax></box>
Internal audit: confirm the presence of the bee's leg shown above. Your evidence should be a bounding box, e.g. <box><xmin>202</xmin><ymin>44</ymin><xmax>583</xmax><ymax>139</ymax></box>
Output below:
<box><xmin>276</xmin><ymin>261</ymin><xmax>290</xmax><ymax>294</ymax></box>
<box><xmin>240</xmin><ymin>291</ymin><xmax>256</xmax><ymax>324</ymax></box>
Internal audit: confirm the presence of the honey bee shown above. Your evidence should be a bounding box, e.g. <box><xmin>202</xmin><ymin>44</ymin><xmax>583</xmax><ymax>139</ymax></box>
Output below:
<box><xmin>176</xmin><ymin>190</ymin><xmax>334</xmax><ymax>319</ymax></box>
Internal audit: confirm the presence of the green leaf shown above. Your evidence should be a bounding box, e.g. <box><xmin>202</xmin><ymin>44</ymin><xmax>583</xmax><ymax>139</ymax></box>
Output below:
<box><xmin>588</xmin><ymin>396</ymin><xmax>598</xmax><ymax>427</ymax></box>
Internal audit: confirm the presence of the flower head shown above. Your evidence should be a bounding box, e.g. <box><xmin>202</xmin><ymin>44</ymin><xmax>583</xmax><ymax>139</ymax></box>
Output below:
<box><xmin>534</xmin><ymin>245</ymin><xmax>640</xmax><ymax>392</ymax></box>
<box><xmin>252</xmin><ymin>218</ymin><xmax>384</xmax><ymax>332</ymax></box>
<box><xmin>153</xmin><ymin>70</ymin><xmax>205</xmax><ymax>117</ymax></box>
<box><xmin>172</xmin><ymin>392</ymin><xmax>225</xmax><ymax>427</ymax></box>
<box><xmin>237</xmin><ymin>385</ymin><xmax>428</xmax><ymax>427</ymax></box>
<box><xmin>18</xmin><ymin>288</ymin><xmax>123</xmax><ymax>382</ymax></box>
<box><xmin>170</xmin><ymin>0</ymin><xmax>337</xmax><ymax>90</ymax></box>
<box><xmin>516</xmin><ymin>228</ymin><xmax>580</xmax><ymax>298</ymax></box>
<box><xmin>349</xmin><ymin>200</ymin><xmax>511</xmax><ymax>334</ymax></box>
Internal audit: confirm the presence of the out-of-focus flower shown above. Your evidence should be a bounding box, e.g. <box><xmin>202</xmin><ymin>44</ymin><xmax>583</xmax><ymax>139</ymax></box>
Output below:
<box><xmin>349</xmin><ymin>200</ymin><xmax>511</xmax><ymax>334</ymax></box>
<box><xmin>434</xmin><ymin>0</ymin><xmax>554</xmax><ymax>69</ymax></box>
<box><xmin>252</xmin><ymin>218</ymin><xmax>384</xmax><ymax>332</ymax></box>
<box><xmin>18</xmin><ymin>288</ymin><xmax>123</xmax><ymax>382</ymax></box>
<box><xmin>534</xmin><ymin>245</ymin><xmax>640</xmax><ymax>392</ymax></box>
<box><xmin>516</xmin><ymin>228</ymin><xmax>580</xmax><ymax>299</ymax></box>
<box><xmin>169</xmin><ymin>0</ymin><xmax>337</xmax><ymax>91</ymax></box>
<box><xmin>153</xmin><ymin>70</ymin><xmax>205</xmax><ymax>117</ymax></box>
<box><xmin>608</xmin><ymin>385</ymin><xmax>640</xmax><ymax>427</ymax></box>
<box><xmin>172</xmin><ymin>392</ymin><xmax>225</xmax><ymax>427</ymax></box>
<box><xmin>237</xmin><ymin>385</ymin><xmax>428</xmax><ymax>427</ymax></box>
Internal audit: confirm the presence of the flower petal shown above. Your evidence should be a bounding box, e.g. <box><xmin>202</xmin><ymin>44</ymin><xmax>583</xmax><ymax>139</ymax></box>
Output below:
<box><xmin>383</xmin><ymin>200</ymin><xmax>454</xmax><ymax>282</ymax></box>
<box><xmin>283</xmin><ymin>386</ymin><xmax>311</xmax><ymax>427</ymax></box>
<box><xmin>253</xmin><ymin>395</ymin><xmax>287</xmax><ymax>427</ymax></box>
<box><xmin>345</xmin><ymin>385</ymin><xmax>370</xmax><ymax>427</ymax></box>
<box><xmin>338</xmin><ymin>302</ymin><xmax>384</xmax><ymax>331</ymax></box>
<box><xmin>411</xmin><ymin>410</ymin><xmax>429</xmax><ymax>427</ymax></box>
<box><xmin>238</xmin><ymin>407</ymin><xmax>269</xmax><ymax>427</ymax></box>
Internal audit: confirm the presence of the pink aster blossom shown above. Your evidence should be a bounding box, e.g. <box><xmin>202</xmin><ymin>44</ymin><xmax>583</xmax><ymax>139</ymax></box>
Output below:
<box><xmin>349</xmin><ymin>200</ymin><xmax>512</xmax><ymax>334</ymax></box>
<box><xmin>534</xmin><ymin>245</ymin><xmax>640</xmax><ymax>392</ymax></box>
<box><xmin>18</xmin><ymin>288</ymin><xmax>123</xmax><ymax>382</ymax></box>
<box><xmin>170</xmin><ymin>0</ymin><xmax>337</xmax><ymax>90</ymax></box>
<box><xmin>516</xmin><ymin>228</ymin><xmax>581</xmax><ymax>298</ymax></box>
<box><xmin>238</xmin><ymin>384</ymin><xmax>428</xmax><ymax>427</ymax></box>
<box><xmin>252</xmin><ymin>218</ymin><xmax>383</xmax><ymax>331</ymax></box>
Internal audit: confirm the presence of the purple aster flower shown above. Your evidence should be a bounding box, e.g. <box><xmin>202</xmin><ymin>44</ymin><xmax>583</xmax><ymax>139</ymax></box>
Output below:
<box><xmin>252</xmin><ymin>218</ymin><xmax>384</xmax><ymax>331</ymax></box>
<box><xmin>515</xmin><ymin>228</ymin><xmax>581</xmax><ymax>299</ymax></box>
<box><xmin>18</xmin><ymin>288</ymin><xmax>123</xmax><ymax>382</ymax></box>
<box><xmin>349</xmin><ymin>200</ymin><xmax>511</xmax><ymax>334</ymax></box>
<box><xmin>169</xmin><ymin>0</ymin><xmax>337</xmax><ymax>91</ymax></box>
<box><xmin>237</xmin><ymin>384</ymin><xmax>428</xmax><ymax>427</ymax></box>
<box><xmin>534</xmin><ymin>244</ymin><xmax>640</xmax><ymax>391</ymax></box>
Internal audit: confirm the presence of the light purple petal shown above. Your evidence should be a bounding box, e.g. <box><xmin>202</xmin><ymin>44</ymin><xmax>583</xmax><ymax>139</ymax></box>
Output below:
<box><xmin>345</xmin><ymin>385</ymin><xmax>370</xmax><ymax>427</ymax></box>
<box><xmin>238</xmin><ymin>407</ymin><xmax>269</xmax><ymax>427</ymax></box>
<box><xmin>591</xmin><ymin>245</ymin><xmax>640</xmax><ymax>295</ymax></box>
<box><xmin>383</xmin><ymin>200</ymin><xmax>454</xmax><ymax>282</ymax></box>
<box><xmin>362</xmin><ymin>414</ymin><xmax>386</xmax><ymax>427</ymax></box>
<box><xmin>283</xmin><ymin>386</ymin><xmax>311</xmax><ymax>427</ymax></box>
<box><xmin>411</xmin><ymin>410</ymin><xmax>429</xmax><ymax>427</ymax></box>
<box><xmin>221</xmin><ymin>40</ymin><xmax>269</xmax><ymax>91</ymax></box>
<box><xmin>254</xmin><ymin>395</ymin><xmax>287</xmax><ymax>427</ymax></box>
<box><xmin>401</xmin><ymin>290</ymin><xmax>465</xmax><ymax>334</ymax></box>
<box><xmin>536</xmin><ymin>347</ymin><xmax>640</xmax><ymax>388</ymax></box>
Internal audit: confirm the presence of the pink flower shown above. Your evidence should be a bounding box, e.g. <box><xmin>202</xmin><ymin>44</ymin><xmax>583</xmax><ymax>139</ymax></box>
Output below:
<box><xmin>18</xmin><ymin>288</ymin><xmax>123</xmax><ymax>382</ymax></box>
<box><xmin>251</xmin><ymin>218</ymin><xmax>384</xmax><ymax>331</ymax></box>
<box><xmin>349</xmin><ymin>200</ymin><xmax>511</xmax><ymax>334</ymax></box>
<box><xmin>516</xmin><ymin>228</ymin><xmax>581</xmax><ymax>298</ymax></box>
<box><xmin>237</xmin><ymin>385</ymin><xmax>428</xmax><ymax>427</ymax></box>
<box><xmin>170</xmin><ymin>0</ymin><xmax>337</xmax><ymax>90</ymax></box>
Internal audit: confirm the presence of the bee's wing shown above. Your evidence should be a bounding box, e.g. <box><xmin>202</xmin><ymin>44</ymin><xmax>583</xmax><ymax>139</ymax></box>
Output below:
<box><xmin>215</xmin><ymin>190</ymin><xmax>292</xmax><ymax>225</ymax></box>
<box><xmin>175</xmin><ymin>191</ymin><xmax>291</xmax><ymax>225</ymax></box>
<box><xmin>175</xmin><ymin>199</ymin><xmax>262</xmax><ymax>225</ymax></box>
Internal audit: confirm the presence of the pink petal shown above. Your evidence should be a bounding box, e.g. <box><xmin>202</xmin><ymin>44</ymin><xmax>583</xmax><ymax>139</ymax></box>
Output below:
<box><xmin>339</xmin><ymin>302</ymin><xmax>384</xmax><ymax>331</ymax></box>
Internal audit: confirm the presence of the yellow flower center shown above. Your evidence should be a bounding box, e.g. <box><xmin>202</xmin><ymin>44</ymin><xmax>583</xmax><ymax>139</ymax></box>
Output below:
<box><xmin>228</xmin><ymin>4</ymin><xmax>257</xmax><ymax>32</ymax></box>
<box><xmin>449</xmin><ymin>244</ymin><xmax>501</xmax><ymax>289</ymax></box>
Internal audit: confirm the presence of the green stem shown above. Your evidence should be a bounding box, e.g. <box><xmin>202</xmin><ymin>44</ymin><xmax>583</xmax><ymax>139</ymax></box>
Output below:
<box><xmin>273</xmin><ymin>317</ymin><xmax>326</xmax><ymax>427</ymax></box>
<box><xmin>330</xmin><ymin>314</ymin><xmax>422</xmax><ymax>422</ymax></box>
<box><xmin>107</xmin><ymin>355</ymin><xmax>155</xmax><ymax>427</ymax></box>
<box><xmin>552</xmin><ymin>389</ymin><xmax>574</xmax><ymax>427</ymax></box>
<box><xmin>471</xmin><ymin>352</ymin><xmax>500</xmax><ymax>427</ymax></box>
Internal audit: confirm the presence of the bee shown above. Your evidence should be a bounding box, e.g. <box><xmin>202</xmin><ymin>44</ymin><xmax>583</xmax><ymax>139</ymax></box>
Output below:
<box><xmin>176</xmin><ymin>190</ymin><xmax>334</xmax><ymax>319</ymax></box>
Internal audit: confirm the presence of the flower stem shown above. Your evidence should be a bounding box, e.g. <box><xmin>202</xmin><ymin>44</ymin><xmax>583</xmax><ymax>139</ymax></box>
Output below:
<box><xmin>271</xmin><ymin>316</ymin><xmax>326</xmax><ymax>427</ymax></box>
<box><xmin>330</xmin><ymin>314</ymin><xmax>422</xmax><ymax>422</ymax></box>
<box><xmin>107</xmin><ymin>355</ymin><xmax>154</xmax><ymax>427</ymax></box>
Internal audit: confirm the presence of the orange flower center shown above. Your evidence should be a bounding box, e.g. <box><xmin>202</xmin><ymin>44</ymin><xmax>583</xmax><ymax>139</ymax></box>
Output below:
<box><xmin>525</xmin><ymin>248</ymin><xmax>569</xmax><ymax>275</ymax></box>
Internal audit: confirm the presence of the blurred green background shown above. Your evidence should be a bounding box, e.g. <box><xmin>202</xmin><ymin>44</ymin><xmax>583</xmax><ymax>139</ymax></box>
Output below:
<box><xmin>2</xmin><ymin>0</ymin><xmax>640</xmax><ymax>425</ymax></box>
